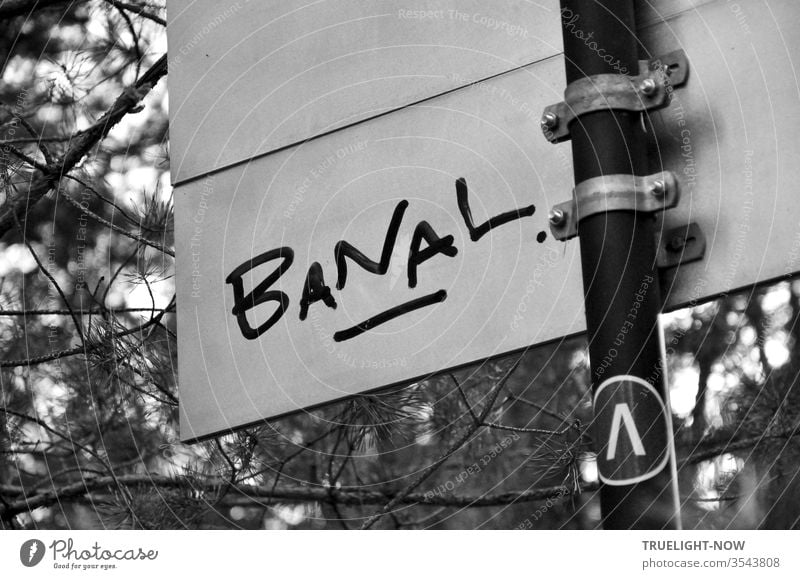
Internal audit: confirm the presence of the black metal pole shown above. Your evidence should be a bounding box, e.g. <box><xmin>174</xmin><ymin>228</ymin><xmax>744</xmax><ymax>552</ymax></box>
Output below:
<box><xmin>558</xmin><ymin>0</ymin><xmax>678</xmax><ymax>529</ymax></box>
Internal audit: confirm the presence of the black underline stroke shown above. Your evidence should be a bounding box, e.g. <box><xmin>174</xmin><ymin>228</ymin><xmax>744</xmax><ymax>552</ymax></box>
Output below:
<box><xmin>333</xmin><ymin>289</ymin><xmax>447</xmax><ymax>342</ymax></box>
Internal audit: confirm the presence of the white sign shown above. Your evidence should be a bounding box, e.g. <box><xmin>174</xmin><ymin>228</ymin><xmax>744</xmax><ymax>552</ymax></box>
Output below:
<box><xmin>167</xmin><ymin>0</ymin><xmax>565</xmax><ymax>182</ymax></box>
<box><xmin>175</xmin><ymin>58</ymin><xmax>585</xmax><ymax>440</ymax></box>
<box><xmin>171</xmin><ymin>0</ymin><xmax>800</xmax><ymax>440</ymax></box>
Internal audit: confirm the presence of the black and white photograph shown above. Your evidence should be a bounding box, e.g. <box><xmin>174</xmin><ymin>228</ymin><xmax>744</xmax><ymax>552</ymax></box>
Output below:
<box><xmin>1</xmin><ymin>0</ymin><xmax>799</xmax><ymax>575</ymax></box>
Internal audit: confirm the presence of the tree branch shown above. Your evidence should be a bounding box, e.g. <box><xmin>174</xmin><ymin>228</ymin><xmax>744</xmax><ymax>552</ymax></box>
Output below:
<box><xmin>0</xmin><ymin>294</ymin><xmax>174</xmax><ymax>367</ymax></box>
<box><xmin>0</xmin><ymin>54</ymin><xmax>167</xmax><ymax>239</ymax></box>
<box><xmin>0</xmin><ymin>306</ymin><xmax>175</xmax><ymax>316</ymax></box>
<box><xmin>103</xmin><ymin>0</ymin><xmax>166</xmax><ymax>27</ymax></box>
<box><xmin>678</xmin><ymin>423</ymin><xmax>800</xmax><ymax>467</ymax></box>
<box><xmin>0</xmin><ymin>474</ymin><xmax>596</xmax><ymax>520</ymax></box>
<box><xmin>3</xmin><ymin>425</ymin><xmax>797</xmax><ymax>523</ymax></box>
<box><xmin>60</xmin><ymin>189</ymin><xmax>174</xmax><ymax>256</ymax></box>
<box><xmin>0</xmin><ymin>408</ymin><xmax>110</xmax><ymax>472</ymax></box>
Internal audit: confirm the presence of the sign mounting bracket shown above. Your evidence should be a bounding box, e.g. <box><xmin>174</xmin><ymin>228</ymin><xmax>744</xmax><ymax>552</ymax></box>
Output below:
<box><xmin>547</xmin><ymin>171</ymin><xmax>680</xmax><ymax>241</ymax></box>
<box><xmin>540</xmin><ymin>49</ymin><xmax>689</xmax><ymax>143</ymax></box>
<box><xmin>655</xmin><ymin>222</ymin><xmax>706</xmax><ymax>270</ymax></box>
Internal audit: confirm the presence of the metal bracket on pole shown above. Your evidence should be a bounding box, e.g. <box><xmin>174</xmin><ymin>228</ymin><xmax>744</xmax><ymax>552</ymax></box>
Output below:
<box><xmin>540</xmin><ymin>50</ymin><xmax>689</xmax><ymax>143</ymax></box>
<box><xmin>655</xmin><ymin>222</ymin><xmax>705</xmax><ymax>269</ymax></box>
<box><xmin>548</xmin><ymin>171</ymin><xmax>680</xmax><ymax>241</ymax></box>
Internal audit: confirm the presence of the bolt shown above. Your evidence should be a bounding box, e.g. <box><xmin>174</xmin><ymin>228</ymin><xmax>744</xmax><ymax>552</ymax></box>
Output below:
<box><xmin>548</xmin><ymin>208</ymin><xmax>565</xmax><ymax>226</ymax></box>
<box><xmin>541</xmin><ymin>112</ymin><xmax>558</xmax><ymax>131</ymax></box>
<box><xmin>666</xmin><ymin>235</ymin><xmax>686</xmax><ymax>253</ymax></box>
<box><xmin>639</xmin><ymin>78</ymin><xmax>657</xmax><ymax>96</ymax></box>
<box><xmin>650</xmin><ymin>180</ymin><xmax>666</xmax><ymax>197</ymax></box>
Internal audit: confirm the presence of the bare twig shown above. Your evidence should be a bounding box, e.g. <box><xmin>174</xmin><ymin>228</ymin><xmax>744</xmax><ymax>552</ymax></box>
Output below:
<box><xmin>360</xmin><ymin>358</ymin><xmax>522</xmax><ymax>529</ymax></box>
<box><xmin>503</xmin><ymin>392</ymin><xmax>568</xmax><ymax>423</ymax></box>
<box><xmin>111</xmin><ymin>2</ymin><xmax>143</xmax><ymax>77</ymax></box>
<box><xmin>13</xmin><ymin>209</ymin><xmax>85</xmax><ymax>344</ymax></box>
<box><xmin>453</xmin><ymin>373</ymin><xmax>573</xmax><ymax>436</ymax></box>
<box><xmin>451</xmin><ymin>373</ymin><xmax>479</xmax><ymax>423</ymax></box>
<box><xmin>482</xmin><ymin>420</ymin><xmax>577</xmax><ymax>436</ymax></box>
<box><xmin>1</xmin><ymin>108</ymin><xmax>53</xmax><ymax>164</ymax></box>
<box><xmin>117</xmin><ymin>374</ymin><xmax>176</xmax><ymax>407</ymax></box>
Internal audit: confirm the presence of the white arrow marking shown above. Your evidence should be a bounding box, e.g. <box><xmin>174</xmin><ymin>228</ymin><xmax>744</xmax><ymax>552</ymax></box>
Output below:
<box><xmin>606</xmin><ymin>403</ymin><xmax>646</xmax><ymax>461</ymax></box>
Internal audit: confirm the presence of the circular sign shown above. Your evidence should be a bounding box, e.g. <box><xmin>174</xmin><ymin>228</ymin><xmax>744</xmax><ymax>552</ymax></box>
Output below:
<box><xmin>593</xmin><ymin>375</ymin><xmax>670</xmax><ymax>485</ymax></box>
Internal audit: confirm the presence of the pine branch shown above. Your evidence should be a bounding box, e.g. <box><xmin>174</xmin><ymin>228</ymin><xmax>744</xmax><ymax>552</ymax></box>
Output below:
<box><xmin>0</xmin><ymin>294</ymin><xmax>174</xmax><ymax>367</ymax></box>
<box><xmin>0</xmin><ymin>474</ymin><xmax>595</xmax><ymax>520</ymax></box>
<box><xmin>63</xmin><ymin>173</ymin><xmax>162</xmax><ymax>234</ymax></box>
<box><xmin>2</xmin><ymin>424</ymin><xmax>798</xmax><ymax>523</ymax></box>
<box><xmin>678</xmin><ymin>423</ymin><xmax>800</xmax><ymax>467</ymax></box>
<box><xmin>0</xmin><ymin>54</ymin><xmax>167</xmax><ymax>239</ymax></box>
<box><xmin>0</xmin><ymin>345</ymin><xmax>88</xmax><ymax>367</ymax></box>
<box><xmin>0</xmin><ymin>408</ymin><xmax>109</xmax><ymax>471</ymax></box>
<box><xmin>60</xmin><ymin>189</ymin><xmax>174</xmax><ymax>257</ymax></box>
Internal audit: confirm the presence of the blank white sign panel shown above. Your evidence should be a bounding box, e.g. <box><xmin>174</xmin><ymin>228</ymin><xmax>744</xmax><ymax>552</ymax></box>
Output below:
<box><xmin>167</xmin><ymin>0</ymin><xmax>565</xmax><ymax>182</ymax></box>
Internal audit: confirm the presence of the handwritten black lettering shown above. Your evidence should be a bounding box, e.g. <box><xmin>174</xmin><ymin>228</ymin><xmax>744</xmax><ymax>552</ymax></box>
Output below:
<box><xmin>299</xmin><ymin>261</ymin><xmax>337</xmax><ymax>320</ymax></box>
<box><xmin>407</xmin><ymin>221</ymin><xmax>458</xmax><ymax>288</ymax></box>
<box><xmin>334</xmin><ymin>200</ymin><xmax>408</xmax><ymax>290</ymax></box>
<box><xmin>227</xmin><ymin>176</ymin><xmax>539</xmax><ymax>342</ymax></box>
<box><xmin>333</xmin><ymin>289</ymin><xmax>447</xmax><ymax>342</ymax></box>
<box><xmin>226</xmin><ymin>247</ymin><xmax>294</xmax><ymax>340</ymax></box>
<box><xmin>455</xmin><ymin>177</ymin><xmax>536</xmax><ymax>242</ymax></box>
